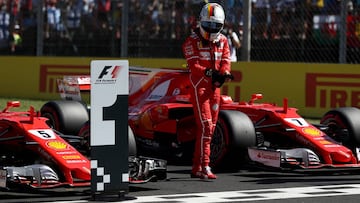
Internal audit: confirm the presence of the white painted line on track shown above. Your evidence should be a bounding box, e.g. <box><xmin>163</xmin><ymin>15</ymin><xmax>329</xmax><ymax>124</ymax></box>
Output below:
<box><xmin>124</xmin><ymin>184</ymin><xmax>360</xmax><ymax>202</ymax></box>
<box><xmin>48</xmin><ymin>184</ymin><xmax>360</xmax><ymax>203</ymax></box>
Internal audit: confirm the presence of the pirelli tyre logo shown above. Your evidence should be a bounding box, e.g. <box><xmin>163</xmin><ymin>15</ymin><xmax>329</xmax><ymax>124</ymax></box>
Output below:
<box><xmin>306</xmin><ymin>73</ymin><xmax>360</xmax><ymax>108</ymax></box>
<box><xmin>39</xmin><ymin>64</ymin><xmax>90</xmax><ymax>93</ymax></box>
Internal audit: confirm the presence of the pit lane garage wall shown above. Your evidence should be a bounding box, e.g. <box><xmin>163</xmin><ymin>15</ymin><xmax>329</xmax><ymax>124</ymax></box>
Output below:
<box><xmin>0</xmin><ymin>56</ymin><xmax>359</xmax><ymax>118</ymax></box>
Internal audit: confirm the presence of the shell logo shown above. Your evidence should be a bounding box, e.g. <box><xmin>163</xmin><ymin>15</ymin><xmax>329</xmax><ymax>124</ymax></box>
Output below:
<box><xmin>47</xmin><ymin>141</ymin><xmax>68</xmax><ymax>150</ymax></box>
<box><xmin>302</xmin><ymin>127</ymin><xmax>322</xmax><ymax>136</ymax></box>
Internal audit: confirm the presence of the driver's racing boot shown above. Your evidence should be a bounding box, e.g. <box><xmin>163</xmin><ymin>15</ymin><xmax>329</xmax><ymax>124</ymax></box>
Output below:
<box><xmin>190</xmin><ymin>171</ymin><xmax>203</xmax><ymax>178</ymax></box>
<box><xmin>190</xmin><ymin>166</ymin><xmax>202</xmax><ymax>178</ymax></box>
<box><xmin>191</xmin><ymin>166</ymin><xmax>217</xmax><ymax>179</ymax></box>
<box><xmin>200</xmin><ymin>166</ymin><xmax>217</xmax><ymax>179</ymax></box>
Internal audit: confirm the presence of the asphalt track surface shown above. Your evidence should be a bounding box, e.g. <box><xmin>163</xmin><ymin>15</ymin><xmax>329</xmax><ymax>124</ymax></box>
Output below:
<box><xmin>1</xmin><ymin>163</ymin><xmax>360</xmax><ymax>203</ymax></box>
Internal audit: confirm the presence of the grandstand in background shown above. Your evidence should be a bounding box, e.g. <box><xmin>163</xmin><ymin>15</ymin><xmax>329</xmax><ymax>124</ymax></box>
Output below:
<box><xmin>0</xmin><ymin>0</ymin><xmax>359</xmax><ymax>64</ymax></box>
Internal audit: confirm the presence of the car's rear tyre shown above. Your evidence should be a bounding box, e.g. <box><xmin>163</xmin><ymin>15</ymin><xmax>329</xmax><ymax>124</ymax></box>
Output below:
<box><xmin>78</xmin><ymin>121</ymin><xmax>90</xmax><ymax>156</ymax></box>
<box><xmin>210</xmin><ymin>110</ymin><xmax>257</xmax><ymax>171</ymax></box>
<box><xmin>78</xmin><ymin>122</ymin><xmax>137</xmax><ymax>157</ymax></box>
<box><xmin>320</xmin><ymin>107</ymin><xmax>360</xmax><ymax>153</ymax></box>
<box><xmin>128</xmin><ymin>126</ymin><xmax>137</xmax><ymax>157</ymax></box>
<box><xmin>40</xmin><ymin>100</ymin><xmax>89</xmax><ymax>135</ymax></box>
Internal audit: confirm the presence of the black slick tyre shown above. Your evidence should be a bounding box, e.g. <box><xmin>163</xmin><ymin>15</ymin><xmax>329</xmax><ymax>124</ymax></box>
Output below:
<box><xmin>41</xmin><ymin>100</ymin><xmax>89</xmax><ymax>135</ymax></box>
<box><xmin>210</xmin><ymin>110</ymin><xmax>257</xmax><ymax>171</ymax></box>
<box><xmin>321</xmin><ymin>107</ymin><xmax>360</xmax><ymax>153</ymax></box>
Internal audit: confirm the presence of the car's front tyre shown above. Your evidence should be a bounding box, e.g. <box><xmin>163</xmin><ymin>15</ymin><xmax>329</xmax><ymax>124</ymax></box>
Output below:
<box><xmin>210</xmin><ymin>110</ymin><xmax>257</xmax><ymax>171</ymax></box>
<box><xmin>321</xmin><ymin>107</ymin><xmax>360</xmax><ymax>154</ymax></box>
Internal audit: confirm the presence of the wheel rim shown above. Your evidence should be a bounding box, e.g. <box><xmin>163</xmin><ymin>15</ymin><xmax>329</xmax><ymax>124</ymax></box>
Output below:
<box><xmin>78</xmin><ymin>125</ymin><xmax>90</xmax><ymax>156</ymax></box>
<box><xmin>43</xmin><ymin>112</ymin><xmax>58</xmax><ymax>130</ymax></box>
<box><xmin>322</xmin><ymin>117</ymin><xmax>352</xmax><ymax>146</ymax></box>
<box><xmin>210</xmin><ymin>124</ymin><xmax>227</xmax><ymax>164</ymax></box>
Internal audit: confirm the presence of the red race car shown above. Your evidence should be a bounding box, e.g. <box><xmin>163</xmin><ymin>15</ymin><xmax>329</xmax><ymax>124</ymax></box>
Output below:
<box><xmin>0</xmin><ymin>100</ymin><xmax>166</xmax><ymax>191</ymax></box>
<box><xmin>0</xmin><ymin>101</ymin><xmax>90</xmax><ymax>189</ymax></box>
<box><xmin>41</xmin><ymin>67</ymin><xmax>360</xmax><ymax>172</ymax></box>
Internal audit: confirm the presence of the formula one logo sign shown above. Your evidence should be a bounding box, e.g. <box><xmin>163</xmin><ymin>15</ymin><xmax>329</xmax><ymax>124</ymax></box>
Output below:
<box><xmin>95</xmin><ymin>65</ymin><xmax>121</xmax><ymax>84</ymax></box>
<box><xmin>91</xmin><ymin>60</ymin><xmax>129</xmax><ymax>193</ymax></box>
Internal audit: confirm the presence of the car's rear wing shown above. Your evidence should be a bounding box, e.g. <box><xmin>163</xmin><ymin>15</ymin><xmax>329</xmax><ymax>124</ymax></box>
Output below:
<box><xmin>57</xmin><ymin>67</ymin><xmax>187</xmax><ymax>102</ymax></box>
<box><xmin>57</xmin><ymin>75</ymin><xmax>90</xmax><ymax>101</ymax></box>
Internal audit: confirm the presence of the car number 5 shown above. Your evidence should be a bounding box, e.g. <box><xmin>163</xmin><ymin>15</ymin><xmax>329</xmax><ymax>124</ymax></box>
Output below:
<box><xmin>29</xmin><ymin>129</ymin><xmax>56</xmax><ymax>139</ymax></box>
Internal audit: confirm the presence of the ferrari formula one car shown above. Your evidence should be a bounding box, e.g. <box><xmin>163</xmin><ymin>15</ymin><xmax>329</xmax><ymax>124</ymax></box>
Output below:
<box><xmin>0</xmin><ymin>101</ymin><xmax>166</xmax><ymax>191</ymax></box>
<box><xmin>0</xmin><ymin>101</ymin><xmax>90</xmax><ymax>190</ymax></box>
<box><xmin>40</xmin><ymin>67</ymin><xmax>360</xmax><ymax>172</ymax></box>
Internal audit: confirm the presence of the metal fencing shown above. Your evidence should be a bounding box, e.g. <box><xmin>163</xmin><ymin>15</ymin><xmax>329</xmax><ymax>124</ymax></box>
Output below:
<box><xmin>248</xmin><ymin>0</ymin><xmax>360</xmax><ymax>64</ymax></box>
<box><xmin>0</xmin><ymin>0</ymin><xmax>359</xmax><ymax>64</ymax></box>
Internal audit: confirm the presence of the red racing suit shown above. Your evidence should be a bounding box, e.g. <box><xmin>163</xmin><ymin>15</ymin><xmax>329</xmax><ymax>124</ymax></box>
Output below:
<box><xmin>182</xmin><ymin>28</ymin><xmax>231</xmax><ymax>173</ymax></box>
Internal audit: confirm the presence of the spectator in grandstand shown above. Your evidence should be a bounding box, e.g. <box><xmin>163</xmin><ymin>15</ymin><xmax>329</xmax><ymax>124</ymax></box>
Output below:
<box><xmin>128</xmin><ymin>0</ymin><xmax>141</xmax><ymax>37</ymax></box>
<box><xmin>157</xmin><ymin>1</ymin><xmax>172</xmax><ymax>39</ymax></box>
<box><xmin>174</xmin><ymin>0</ymin><xmax>185</xmax><ymax>40</ymax></box>
<box><xmin>268</xmin><ymin>0</ymin><xmax>282</xmax><ymax>39</ymax></box>
<box><xmin>322</xmin><ymin>0</ymin><xmax>341</xmax><ymax>14</ymax></box>
<box><xmin>281</xmin><ymin>0</ymin><xmax>300</xmax><ymax>39</ymax></box>
<box><xmin>6</xmin><ymin>0</ymin><xmax>17</xmax><ymax>22</ymax></box>
<box><xmin>19</xmin><ymin>0</ymin><xmax>37</xmax><ymax>55</ymax></box>
<box><xmin>20</xmin><ymin>0</ymin><xmax>36</xmax><ymax>29</ymax></box>
<box><xmin>78</xmin><ymin>0</ymin><xmax>97</xmax><ymax>55</ymax></box>
<box><xmin>44</xmin><ymin>0</ymin><xmax>65</xmax><ymax>55</ymax></box>
<box><xmin>81</xmin><ymin>0</ymin><xmax>95</xmax><ymax>23</ymax></box>
<box><xmin>9</xmin><ymin>23</ymin><xmax>22</xmax><ymax>54</ymax></box>
<box><xmin>65</xmin><ymin>0</ymin><xmax>82</xmax><ymax>36</ymax></box>
<box><xmin>62</xmin><ymin>0</ymin><xmax>83</xmax><ymax>55</ymax></box>
<box><xmin>187</xmin><ymin>15</ymin><xmax>198</xmax><ymax>33</ymax></box>
<box><xmin>147</xmin><ymin>0</ymin><xmax>163</xmax><ymax>38</ymax></box>
<box><xmin>224</xmin><ymin>0</ymin><xmax>236</xmax><ymax>24</ymax></box>
<box><xmin>0</xmin><ymin>1</ymin><xmax>10</xmax><ymax>54</ymax></box>
<box><xmin>45</xmin><ymin>0</ymin><xmax>64</xmax><ymax>39</ymax></box>
<box><xmin>252</xmin><ymin>0</ymin><xmax>270</xmax><ymax>39</ymax></box>
<box><xmin>96</xmin><ymin>0</ymin><xmax>111</xmax><ymax>30</ymax></box>
<box><xmin>346</xmin><ymin>0</ymin><xmax>360</xmax><ymax>48</ymax></box>
<box><xmin>222</xmin><ymin>21</ymin><xmax>241</xmax><ymax>62</ymax></box>
<box><xmin>81</xmin><ymin>0</ymin><xmax>96</xmax><ymax>32</ymax></box>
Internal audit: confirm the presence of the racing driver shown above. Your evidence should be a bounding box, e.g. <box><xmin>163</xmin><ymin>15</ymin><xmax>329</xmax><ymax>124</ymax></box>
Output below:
<box><xmin>182</xmin><ymin>2</ymin><xmax>232</xmax><ymax>179</ymax></box>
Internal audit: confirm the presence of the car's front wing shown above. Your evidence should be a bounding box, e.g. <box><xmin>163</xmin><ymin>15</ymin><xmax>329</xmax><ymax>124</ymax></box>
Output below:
<box><xmin>248</xmin><ymin>147</ymin><xmax>360</xmax><ymax>171</ymax></box>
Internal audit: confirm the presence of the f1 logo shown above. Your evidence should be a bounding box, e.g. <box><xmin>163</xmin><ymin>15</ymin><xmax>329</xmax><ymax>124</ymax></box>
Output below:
<box><xmin>96</xmin><ymin>65</ymin><xmax>121</xmax><ymax>84</ymax></box>
<box><xmin>98</xmin><ymin>66</ymin><xmax>121</xmax><ymax>79</ymax></box>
